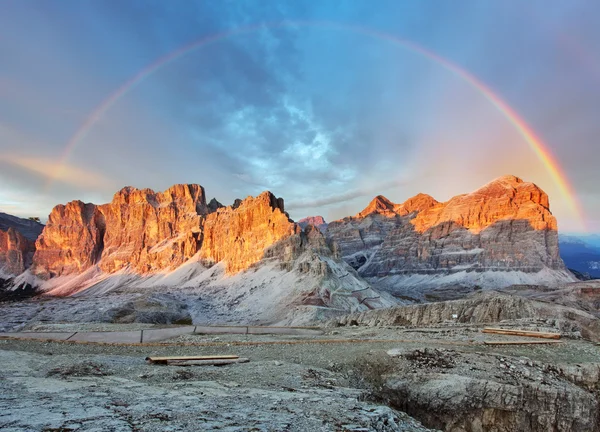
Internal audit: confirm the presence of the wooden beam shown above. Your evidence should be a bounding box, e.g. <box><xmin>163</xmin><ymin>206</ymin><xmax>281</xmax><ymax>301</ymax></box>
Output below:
<box><xmin>145</xmin><ymin>355</ymin><xmax>239</xmax><ymax>364</ymax></box>
<box><xmin>165</xmin><ymin>358</ymin><xmax>250</xmax><ymax>366</ymax></box>
<box><xmin>484</xmin><ymin>340</ymin><xmax>562</xmax><ymax>345</ymax></box>
<box><xmin>482</xmin><ymin>328</ymin><xmax>561</xmax><ymax>339</ymax></box>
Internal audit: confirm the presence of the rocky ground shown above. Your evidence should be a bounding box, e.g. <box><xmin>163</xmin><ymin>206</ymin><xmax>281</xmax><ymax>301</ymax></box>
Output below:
<box><xmin>1</xmin><ymin>324</ymin><xmax>599</xmax><ymax>432</ymax></box>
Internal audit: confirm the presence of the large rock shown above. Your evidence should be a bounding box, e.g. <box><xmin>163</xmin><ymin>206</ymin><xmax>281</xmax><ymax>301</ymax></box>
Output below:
<box><xmin>0</xmin><ymin>228</ymin><xmax>35</xmax><ymax>275</ymax></box>
<box><xmin>326</xmin><ymin>176</ymin><xmax>572</xmax><ymax>290</ymax></box>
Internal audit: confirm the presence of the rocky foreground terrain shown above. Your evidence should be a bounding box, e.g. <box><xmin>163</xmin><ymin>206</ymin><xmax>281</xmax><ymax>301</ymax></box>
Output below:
<box><xmin>1</xmin><ymin>302</ymin><xmax>600</xmax><ymax>432</ymax></box>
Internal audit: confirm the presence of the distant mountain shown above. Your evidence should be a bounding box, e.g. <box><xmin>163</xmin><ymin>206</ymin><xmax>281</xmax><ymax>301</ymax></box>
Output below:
<box><xmin>559</xmin><ymin>234</ymin><xmax>600</xmax><ymax>279</ymax></box>
<box><xmin>297</xmin><ymin>216</ymin><xmax>328</xmax><ymax>233</ymax></box>
<box><xmin>326</xmin><ymin>175</ymin><xmax>574</xmax><ymax>299</ymax></box>
<box><xmin>0</xmin><ymin>212</ymin><xmax>44</xmax><ymax>241</ymax></box>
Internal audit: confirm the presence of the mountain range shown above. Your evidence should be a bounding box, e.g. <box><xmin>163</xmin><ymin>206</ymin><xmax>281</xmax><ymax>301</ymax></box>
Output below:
<box><xmin>0</xmin><ymin>175</ymin><xmax>577</xmax><ymax>324</ymax></box>
<box><xmin>558</xmin><ymin>234</ymin><xmax>600</xmax><ymax>279</ymax></box>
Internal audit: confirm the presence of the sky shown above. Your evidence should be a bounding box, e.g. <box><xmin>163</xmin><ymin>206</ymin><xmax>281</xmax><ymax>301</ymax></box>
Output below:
<box><xmin>0</xmin><ymin>0</ymin><xmax>598</xmax><ymax>233</ymax></box>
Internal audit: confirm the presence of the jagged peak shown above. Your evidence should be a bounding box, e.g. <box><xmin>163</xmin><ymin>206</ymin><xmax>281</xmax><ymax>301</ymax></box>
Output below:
<box><xmin>298</xmin><ymin>216</ymin><xmax>326</xmax><ymax>225</ymax></box>
<box><xmin>394</xmin><ymin>193</ymin><xmax>439</xmax><ymax>216</ymax></box>
<box><xmin>222</xmin><ymin>191</ymin><xmax>285</xmax><ymax>213</ymax></box>
<box><xmin>208</xmin><ymin>198</ymin><xmax>224</xmax><ymax>213</ymax></box>
<box><xmin>356</xmin><ymin>195</ymin><xmax>397</xmax><ymax>218</ymax></box>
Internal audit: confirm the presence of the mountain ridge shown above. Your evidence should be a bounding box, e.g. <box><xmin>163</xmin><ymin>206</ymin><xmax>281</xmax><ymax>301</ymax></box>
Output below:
<box><xmin>0</xmin><ymin>175</ymin><xmax>576</xmax><ymax>322</ymax></box>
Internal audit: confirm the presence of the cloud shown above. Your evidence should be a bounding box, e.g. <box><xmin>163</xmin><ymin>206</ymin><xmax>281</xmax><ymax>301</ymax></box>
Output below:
<box><xmin>0</xmin><ymin>155</ymin><xmax>116</xmax><ymax>190</ymax></box>
<box><xmin>287</xmin><ymin>177</ymin><xmax>409</xmax><ymax>210</ymax></box>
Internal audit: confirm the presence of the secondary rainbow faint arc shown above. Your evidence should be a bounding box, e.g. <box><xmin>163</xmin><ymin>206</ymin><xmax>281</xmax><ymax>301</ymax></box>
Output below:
<box><xmin>53</xmin><ymin>20</ymin><xmax>585</xmax><ymax>228</ymax></box>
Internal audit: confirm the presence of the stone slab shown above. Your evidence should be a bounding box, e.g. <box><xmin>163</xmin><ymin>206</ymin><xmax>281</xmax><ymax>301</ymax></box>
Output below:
<box><xmin>0</xmin><ymin>332</ymin><xmax>76</xmax><ymax>341</ymax></box>
<box><xmin>68</xmin><ymin>330</ymin><xmax>142</xmax><ymax>343</ymax></box>
<box><xmin>141</xmin><ymin>326</ymin><xmax>195</xmax><ymax>343</ymax></box>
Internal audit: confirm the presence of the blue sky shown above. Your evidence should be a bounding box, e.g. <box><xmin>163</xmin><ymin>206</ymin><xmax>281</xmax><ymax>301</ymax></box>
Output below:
<box><xmin>0</xmin><ymin>0</ymin><xmax>598</xmax><ymax>233</ymax></box>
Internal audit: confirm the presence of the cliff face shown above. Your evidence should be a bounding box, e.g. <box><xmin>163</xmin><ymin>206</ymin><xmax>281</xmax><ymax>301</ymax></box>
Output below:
<box><xmin>0</xmin><ymin>213</ymin><xmax>43</xmax><ymax>276</ymax></box>
<box><xmin>326</xmin><ymin>176</ymin><xmax>567</xmax><ymax>280</ymax></box>
<box><xmin>200</xmin><ymin>192</ymin><xmax>300</xmax><ymax>273</ymax></box>
<box><xmin>0</xmin><ymin>228</ymin><xmax>35</xmax><ymax>275</ymax></box>
<box><xmin>32</xmin><ymin>185</ymin><xmax>304</xmax><ymax>278</ymax></box>
<box><xmin>32</xmin><ymin>201</ymin><xmax>104</xmax><ymax>278</ymax></box>
<box><xmin>97</xmin><ymin>184</ymin><xmax>206</xmax><ymax>273</ymax></box>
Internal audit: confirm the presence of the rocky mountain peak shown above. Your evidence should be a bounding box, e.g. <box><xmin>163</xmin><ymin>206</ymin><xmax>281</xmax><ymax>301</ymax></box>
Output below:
<box><xmin>297</xmin><ymin>216</ymin><xmax>327</xmax><ymax>232</ymax></box>
<box><xmin>327</xmin><ymin>175</ymin><xmax>569</xmax><ymax>286</ymax></box>
<box><xmin>394</xmin><ymin>193</ymin><xmax>439</xmax><ymax>216</ymax></box>
<box><xmin>411</xmin><ymin>176</ymin><xmax>555</xmax><ymax>233</ymax></box>
<box><xmin>208</xmin><ymin>198</ymin><xmax>224</xmax><ymax>213</ymax></box>
<box><xmin>356</xmin><ymin>195</ymin><xmax>396</xmax><ymax>218</ymax></box>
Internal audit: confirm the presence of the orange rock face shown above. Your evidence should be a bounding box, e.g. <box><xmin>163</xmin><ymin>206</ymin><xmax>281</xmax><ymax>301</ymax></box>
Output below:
<box><xmin>410</xmin><ymin>175</ymin><xmax>556</xmax><ymax>233</ymax></box>
<box><xmin>32</xmin><ymin>185</ymin><xmax>300</xmax><ymax>278</ymax></box>
<box><xmin>97</xmin><ymin>184</ymin><xmax>206</xmax><ymax>273</ymax></box>
<box><xmin>200</xmin><ymin>192</ymin><xmax>300</xmax><ymax>273</ymax></box>
<box><xmin>32</xmin><ymin>201</ymin><xmax>105</xmax><ymax>278</ymax></box>
<box><xmin>327</xmin><ymin>175</ymin><xmax>565</xmax><ymax>276</ymax></box>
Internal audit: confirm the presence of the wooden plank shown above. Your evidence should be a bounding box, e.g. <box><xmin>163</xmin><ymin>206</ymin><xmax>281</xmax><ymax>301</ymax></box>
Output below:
<box><xmin>165</xmin><ymin>358</ymin><xmax>250</xmax><ymax>366</ymax></box>
<box><xmin>482</xmin><ymin>328</ymin><xmax>561</xmax><ymax>339</ymax></box>
<box><xmin>145</xmin><ymin>355</ymin><xmax>239</xmax><ymax>363</ymax></box>
<box><xmin>484</xmin><ymin>340</ymin><xmax>562</xmax><ymax>345</ymax></box>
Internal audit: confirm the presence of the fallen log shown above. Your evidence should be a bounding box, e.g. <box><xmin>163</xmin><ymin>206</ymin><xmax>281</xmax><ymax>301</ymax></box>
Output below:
<box><xmin>484</xmin><ymin>340</ymin><xmax>562</xmax><ymax>345</ymax></box>
<box><xmin>482</xmin><ymin>328</ymin><xmax>561</xmax><ymax>339</ymax></box>
<box><xmin>146</xmin><ymin>355</ymin><xmax>238</xmax><ymax>365</ymax></box>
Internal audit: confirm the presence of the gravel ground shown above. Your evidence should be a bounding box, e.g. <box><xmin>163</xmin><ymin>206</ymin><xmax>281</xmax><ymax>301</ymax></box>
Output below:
<box><xmin>0</xmin><ymin>344</ymin><xmax>433</xmax><ymax>431</ymax></box>
<box><xmin>1</xmin><ymin>325</ymin><xmax>599</xmax><ymax>431</ymax></box>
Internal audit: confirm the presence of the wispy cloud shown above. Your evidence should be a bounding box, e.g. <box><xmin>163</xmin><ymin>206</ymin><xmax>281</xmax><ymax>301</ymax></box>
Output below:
<box><xmin>0</xmin><ymin>155</ymin><xmax>115</xmax><ymax>189</ymax></box>
<box><xmin>287</xmin><ymin>178</ymin><xmax>409</xmax><ymax>210</ymax></box>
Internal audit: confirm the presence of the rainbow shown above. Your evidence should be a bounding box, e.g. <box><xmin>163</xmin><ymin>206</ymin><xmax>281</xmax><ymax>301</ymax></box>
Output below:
<box><xmin>52</xmin><ymin>21</ymin><xmax>586</xmax><ymax>229</ymax></box>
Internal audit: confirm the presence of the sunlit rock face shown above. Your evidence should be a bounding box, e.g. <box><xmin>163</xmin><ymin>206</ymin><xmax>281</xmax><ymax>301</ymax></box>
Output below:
<box><xmin>0</xmin><ymin>213</ymin><xmax>44</xmax><ymax>276</ymax></box>
<box><xmin>32</xmin><ymin>201</ymin><xmax>105</xmax><ymax>278</ymax></box>
<box><xmin>200</xmin><ymin>191</ymin><xmax>301</xmax><ymax>274</ymax></box>
<box><xmin>31</xmin><ymin>185</ymin><xmax>303</xmax><ymax>278</ymax></box>
<box><xmin>326</xmin><ymin>175</ymin><xmax>566</xmax><ymax>277</ymax></box>
<box><xmin>97</xmin><ymin>184</ymin><xmax>207</xmax><ymax>273</ymax></box>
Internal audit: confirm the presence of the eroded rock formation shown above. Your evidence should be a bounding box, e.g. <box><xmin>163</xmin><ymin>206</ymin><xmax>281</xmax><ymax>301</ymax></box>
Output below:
<box><xmin>0</xmin><ymin>228</ymin><xmax>35</xmax><ymax>275</ymax></box>
<box><xmin>200</xmin><ymin>191</ymin><xmax>300</xmax><ymax>273</ymax></box>
<box><xmin>327</xmin><ymin>176</ymin><xmax>568</xmax><ymax>283</ymax></box>
<box><xmin>32</xmin><ymin>185</ymin><xmax>301</xmax><ymax>278</ymax></box>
